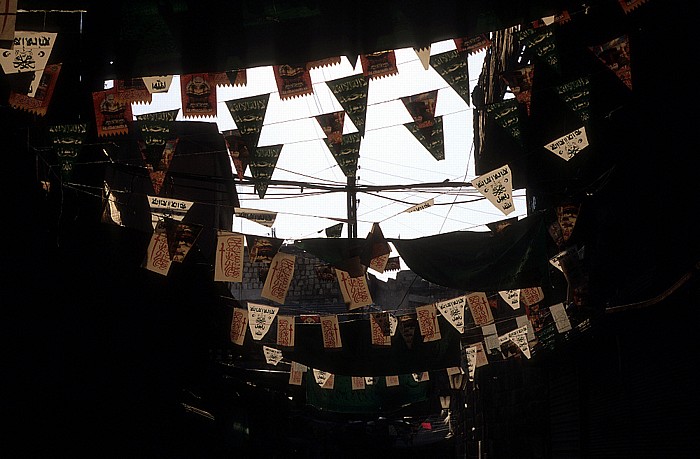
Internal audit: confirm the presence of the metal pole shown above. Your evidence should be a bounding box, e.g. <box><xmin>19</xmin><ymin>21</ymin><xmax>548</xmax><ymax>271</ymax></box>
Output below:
<box><xmin>347</xmin><ymin>175</ymin><xmax>357</xmax><ymax>238</ymax></box>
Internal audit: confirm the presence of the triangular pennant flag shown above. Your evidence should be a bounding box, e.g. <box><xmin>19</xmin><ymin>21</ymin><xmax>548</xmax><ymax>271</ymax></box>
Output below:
<box><xmin>520</xmin><ymin>287</ymin><xmax>545</xmax><ymax>306</ymax></box>
<box><xmin>289</xmin><ymin>361</ymin><xmax>305</xmax><ymax>385</ymax></box>
<box><xmin>230</xmin><ymin>307</ymin><xmax>248</xmax><ymax>345</ymax></box>
<box><xmin>545</xmin><ymin>127</ymin><xmax>589</xmax><ymax>161</ymax></box>
<box><xmin>249</xmin><ymin>144</ymin><xmax>283</xmax><ymax>198</ymax></box>
<box><xmin>351</xmin><ymin>376</ymin><xmax>366</xmax><ymax>390</ymax></box>
<box><xmin>313</xmin><ymin>369</ymin><xmax>334</xmax><ymax>388</ymax></box>
<box><xmin>273</xmin><ymin>64</ymin><xmax>314</xmax><ymax>99</ymax></box>
<box><xmin>225</xmin><ymin>95</ymin><xmax>271</xmax><ymax>150</ymax></box>
<box><xmin>247</xmin><ymin>303</ymin><xmax>279</xmax><ymax>341</ymax></box>
<box><xmin>360</xmin><ymin>50</ymin><xmax>398</xmax><ymax>79</ymax></box>
<box><xmin>414</xmin><ymin>46</ymin><xmax>431</xmax><ymax>70</ymax></box>
<box><xmin>557</xmin><ymin>203</ymin><xmax>580</xmax><ymax>242</ymax></box>
<box><xmin>498</xmin><ymin>289</ymin><xmax>521</xmax><ymax>310</ymax></box>
<box><xmin>388</xmin><ymin>313</ymin><xmax>398</xmax><ymax>336</ymax></box>
<box><xmin>517</xmin><ymin>26</ymin><xmax>560</xmax><ymax>74</ymax></box>
<box><xmin>471</xmin><ymin>341</ymin><xmax>489</xmax><ymax>367</ymax></box>
<box><xmin>498</xmin><ymin>325</ymin><xmax>531</xmax><ymax>359</ymax></box>
<box><xmin>516</xmin><ymin>315</ymin><xmax>536</xmax><ymax>342</ymax></box>
<box><xmin>135</xmin><ymin>108</ymin><xmax>179</xmax><ymax>123</ymax></box>
<box><xmin>143</xmin><ymin>138</ymin><xmax>179</xmax><ymax>195</ymax></box>
<box><xmin>143</xmin><ymin>220</ymin><xmax>172</xmax><ymax>276</ymax></box>
<box><xmin>364</xmin><ymin>377</ymin><xmax>376</xmax><ymax>386</ymax></box>
<box><xmin>362</xmin><ymin>222</ymin><xmax>391</xmax><ymax>271</ymax></box>
<box><xmin>234</xmin><ymin>207</ymin><xmax>277</xmax><ymax>228</ymax></box>
<box><xmin>48</xmin><ymin>123</ymin><xmax>88</xmax><ymax>181</ymax></box>
<box><xmin>412</xmin><ymin>371</ymin><xmax>430</xmax><ymax>382</ymax></box>
<box><xmin>404</xmin><ymin>198</ymin><xmax>434</xmax><ymax>213</ymax></box>
<box><xmin>398</xmin><ymin>314</ymin><xmax>417</xmax><ymax>349</ymax></box>
<box><xmin>0</xmin><ymin>1</ymin><xmax>18</xmax><ymax>46</ymax></box>
<box><xmin>531</xmin><ymin>10</ymin><xmax>571</xmax><ymax>28</ymax></box>
<box><xmin>549</xmin><ymin>303</ymin><xmax>572</xmax><ymax>333</ymax></box>
<box><xmin>141</xmin><ymin>75</ymin><xmax>173</xmax><ymax>94</ymax></box>
<box><xmin>370</xmin><ymin>312</ymin><xmax>392</xmax><ymax>346</ymax></box>
<box><xmin>276</xmin><ymin>315</ymin><xmax>296</xmax><ymax>347</ymax></box>
<box><xmin>148</xmin><ymin>195</ymin><xmax>193</xmax><ymax>230</ymax></box>
<box><xmin>501</xmin><ymin>65</ymin><xmax>534</xmax><ymax>116</ymax></box>
<box><xmin>589</xmin><ymin>35</ymin><xmax>632</xmax><ymax>90</ymax></box>
<box><xmin>8</xmin><ymin>62</ymin><xmax>61</xmax><ymax>116</ymax></box>
<box><xmin>618</xmin><ymin>0</ymin><xmax>649</xmax><ymax>14</ymax></box>
<box><xmin>471</xmin><ymin>164</ymin><xmax>515</xmax><ymax>216</ymax></box>
<box><xmin>385</xmin><ymin>375</ymin><xmax>400</xmax><ymax>387</ymax></box>
<box><xmin>335</xmin><ymin>269</ymin><xmax>373</xmax><ymax>310</ymax></box>
<box><xmin>485</xmin><ymin>98</ymin><xmax>523</xmax><ymax>145</ymax></box>
<box><xmin>466</xmin><ymin>291</ymin><xmax>494</xmax><ymax>326</ymax></box>
<box><xmin>93</xmin><ymin>88</ymin><xmax>132</xmax><ymax>137</ymax></box>
<box><xmin>401</xmin><ymin>90</ymin><xmax>438</xmax><ymax>132</ymax></box>
<box><xmin>263</xmin><ymin>346</ymin><xmax>284</xmax><ymax>365</ymax></box>
<box><xmin>215</xmin><ymin>231</ymin><xmax>245</xmax><ymax>282</ymax></box>
<box><xmin>306</xmin><ymin>57</ymin><xmax>342</xmax><ymax>70</ymax></box>
<box><xmin>163</xmin><ymin>218</ymin><xmax>203</xmax><ymax>263</ymax></box>
<box><xmin>136</xmin><ymin>110</ymin><xmax>179</xmax><ymax>172</ymax></box>
<box><xmin>245</xmin><ymin>235</ymin><xmax>284</xmax><ymax>264</ymax></box>
<box><xmin>222</xmin><ymin>129</ymin><xmax>250</xmax><ymax>180</ymax></box>
<box><xmin>482</xmin><ymin>323</ymin><xmax>500</xmax><ymax>354</ymax></box>
<box><xmin>416</xmin><ymin>304</ymin><xmax>441</xmax><ymax>342</ymax></box>
<box><xmin>454</xmin><ymin>34</ymin><xmax>491</xmax><ymax>54</ymax></box>
<box><xmin>486</xmin><ymin>216</ymin><xmax>518</xmax><ymax>233</ymax></box>
<box><xmin>180</xmin><ymin>73</ymin><xmax>219</xmax><ymax>117</ymax></box>
<box><xmin>261</xmin><ymin>252</ymin><xmax>296</xmax><ymax>304</ymax></box>
<box><xmin>324</xmin><ymin>132</ymin><xmax>362</xmax><ymax>177</ymax></box>
<box><xmin>320</xmin><ymin>315</ymin><xmax>342</xmax><ymax>349</ymax></box>
<box><xmin>405</xmin><ymin>116</ymin><xmax>445</xmax><ymax>160</ymax></box>
<box><xmin>435</xmin><ymin>295</ymin><xmax>466</xmax><ymax>334</ymax></box>
<box><xmin>385</xmin><ymin>257</ymin><xmax>401</xmax><ymax>271</ymax></box>
<box><xmin>115</xmin><ymin>78</ymin><xmax>152</xmax><ymax>105</ymax></box>
<box><xmin>316</xmin><ymin>111</ymin><xmax>345</xmax><ymax>146</ymax></box>
<box><xmin>0</xmin><ymin>31</ymin><xmax>56</xmax><ymax>75</ymax></box>
<box><xmin>325</xmin><ymin>223</ymin><xmax>343</xmax><ymax>238</ymax></box>
<box><xmin>554</xmin><ymin>77</ymin><xmax>591</xmax><ymax>122</ymax></box>
<box><xmin>465</xmin><ymin>346</ymin><xmax>477</xmax><ymax>380</ymax></box>
<box><xmin>224</xmin><ymin>69</ymin><xmax>247</xmax><ymax>87</ymax></box>
<box><xmin>326</xmin><ymin>74</ymin><xmax>369</xmax><ymax>137</ymax></box>
<box><xmin>101</xmin><ymin>182</ymin><xmax>124</xmax><ymax>227</ymax></box>
<box><xmin>430</xmin><ymin>49</ymin><xmax>470</xmax><ymax>106</ymax></box>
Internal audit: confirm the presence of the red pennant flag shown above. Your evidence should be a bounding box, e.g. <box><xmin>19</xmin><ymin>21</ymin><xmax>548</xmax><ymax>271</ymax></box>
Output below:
<box><xmin>315</xmin><ymin>111</ymin><xmax>345</xmax><ymax>147</ymax></box>
<box><xmin>273</xmin><ymin>64</ymin><xmax>314</xmax><ymax>99</ymax></box>
<box><xmin>306</xmin><ymin>57</ymin><xmax>342</xmax><ymax>70</ymax></box>
<box><xmin>454</xmin><ymin>34</ymin><xmax>491</xmax><ymax>54</ymax></box>
<box><xmin>116</xmin><ymin>78</ymin><xmax>152</xmax><ymax>105</ymax></box>
<box><xmin>589</xmin><ymin>35</ymin><xmax>632</xmax><ymax>90</ymax></box>
<box><xmin>9</xmin><ymin>62</ymin><xmax>61</xmax><ymax>116</ymax></box>
<box><xmin>180</xmin><ymin>73</ymin><xmax>218</xmax><ymax>118</ymax></box>
<box><xmin>618</xmin><ymin>0</ymin><xmax>649</xmax><ymax>14</ymax></box>
<box><xmin>501</xmin><ymin>65</ymin><xmax>535</xmax><ymax>115</ymax></box>
<box><xmin>93</xmin><ymin>87</ymin><xmax>133</xmax><ymax>137</ymax></box>
<box><xmin>360</xmin><ymin>50</ymin><xmax>398</xmax><ymax>80</ymax></box>
<box><xmin>222</xmin><ymin>129</ymin><xmax>250</xmax><ymax>180</ymax></box>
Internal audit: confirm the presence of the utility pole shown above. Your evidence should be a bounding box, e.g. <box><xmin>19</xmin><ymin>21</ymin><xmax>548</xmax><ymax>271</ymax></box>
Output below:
<box><xmin>346</xmin><ymin>175</ymin><xmax>358</xmax><ymax>238</ymax></box>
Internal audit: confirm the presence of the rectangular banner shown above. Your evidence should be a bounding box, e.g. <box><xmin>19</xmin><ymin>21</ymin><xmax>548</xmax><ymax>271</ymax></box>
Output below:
<box><xmin>215</xmin><ymin>231</ymin><xmax>245</xmax><ymax>282</ymax></box>
<box><xmin>416</xmin><ymin>304</ymin><xmax>441</xmax><ymax>342</ymax></box>
<box><xmin>261</xmin><ymin>252</ymin><xmax>295</xmax><ymax>304</ymax></box>
<box><xmin>276</xmin><ymin>315</ymin><xmax>296</xmax><ymax>347</ymax></box>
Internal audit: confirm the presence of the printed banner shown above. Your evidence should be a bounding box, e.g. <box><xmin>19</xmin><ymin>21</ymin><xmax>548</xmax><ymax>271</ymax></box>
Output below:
<box><xmin>141</xmin><ymin>75</ymin><xmax>173</xmax><ymax>94</ymax></box>
<box><xmin>0</xmin><ymin>1</ymin><xmax>17</xmax><ymax>45</ymax></box>
<box><xmin>351</xmin><ymin>376</ymin><xmax>366</xmax><ymax>390</ymax></box>
<box><xmin>222</xmin><ymin>129</ymin><xmax>251</xmax><ymax>180</ymax></box>
<box><xmin>230</xmin><ymin>307</ymin><xmax>248</xmax><ymax>345</ymax></box>
<box><xmin>247</xmin><ymin>303</ymin><xmax>279</xmax><ymax>341</ymax></box>
<box><xmin>404</xmin><ymin>198</ymin><xmax>434</xmax><ymax>213</ymax></box>
<box><xmin>618</xmin><ymin>0</ymin><xmax>649</xmax><ymax>15</ymax></box>
<box><xmin>246</xmin><ymin>236</ymin><xmax>284</xmax><ymax>264</ymax></box>
<box><xmin>325</xmin><ymin>223</ymin><xmax>343</xmax><ymax>238</ymax></box>
<box><xmin>471</xmin><ymin>165</ymin><xmax>515</xmax><ymax>216</ymax></box>
<box><xmin>370</xmin><ymin>312</ymin><xmax>392</xmax><ymax>346</ymax></box>
<box><xmin>163</xmin><ymin>218</ymin><xmax>203</xmax><ymax>263</ymax></box>
<box><xmin>180</xmin><ymin>73</ymin><xmax>218</xmax><ymax>117</ymax></box>
<box><xmin>362</xmin><ymin>222</ymin><xmax>391</xmax><ymax>270</ymax></box>
<box><xmin>454</xmin><ymin>34</ymin><xmax>491</xmax><ymax>54</ymax></box>
<box><xmin>430</xmin><ymin>49</ymin><xmax>470</xmax><ymax>106</ymax></box>
<box><xmin>435</xmin><ymin>295</ymin><xmax>466</xmax><ymax>334</ymax></box>
<box><xmin>276</xmin><ymin>315</ymin><xmax>295</xmax><ymax>347</ymax></box>
<box><xmin>316</xmin><ymin>111</ymin><xmax>345</xmax><ymax>146</ymax></box>
<box><xmin>521</xmin><ymin>287</ymin><xmax>544</xmax><ymax>306</ymax></box>
<box><xmin>146</xmin><ymin>138</ymin><xmax>179</xmax><ymax>195</ymax></box>
<box><xmin>360</xmin><ymin>50</ymin><xmax>398</xmax><ymax>79</ymax></box>
<box><xmin>498</xmin><ymin>325</ymin><xmax>531</xmax><ymax>359</ymax></box>
<box><xmin>273</xmin><ymin>64</ymin><xmax>314</xmax><ymax>99</ymax></box>
<box><xmin>116</xmin><ymin>78</ymin><xmax>152</xmax><ymax>105</ymax></box>
<box><xmin>501</xmin><ymin>65</ymin><xmax>534</xmax><ymax>115</ymax></box>
<box><xmin>401</xmin><ymin>90</ymin><xmax>438</xmax><ymax>131</ymax></box>
<box><xmin>555</xmin><ymin>77</ymin><xmax>591</xmax><ymax>122</ymax></box>
<box><xmin>385</xmin><ymin>375</ymin><xmax>400</xmax><ymax>387</ymax></box>
<box><xmin>466</xmin><ymin>291</ymin><xmax>494</xmax><ymax>326</ymax></box>
<box><xmin>289</xmin><ymin>361</ymin><xmax>305</xmax><ymax>385</ymax></box>
<box><xmin>416</xmin><ymin>304</ymin><xmax>441</xmax><ymax>342</ymax></box>
<box><xmin>143</xmin><ymin>220</ymin><xmax>172</xmax><ymax>276</ymax></box>
<box><xmin>517</xmin><ymin>26</ymin><xmax>559</xmax><ymax>73</ymax></box>
<box><xmin>549</xmin><ymin>302</ymin><xmax>572</xmax><ymax>333</ymax></box>
<box><xmin>313</xmin><ymin>369</ymin><xmax>334</xmax><ymax>388</ymax></box>
<box><xmin>405</xmin><ymin>116</ymin><xmax>445</xmax><ymax>160</ymax></box>
<box><xmin>261</xmin><ymin>252</ymin><xmax>296</xmax><ymax>304</ymax></box>
<box><xmin>498</xmin><ymin>289</ymin><xmax>521</xmax><ymax>310</ymax></box>
<box><xmin>136</xmin><ymin>110</ymin><xmax>179</xmax><ymax>177</ymax></box>
<box><xmin>590</xmin><ymin>35</ymin><xmax>632</xmax><ymax>90</ymax></box>
<box><xmin>249</xmin><ymin>144</ymin><xmax>283</xmax><ymax>198</ymax></box>
<box><xmin>48</xmin><ymin>123</ymin><xmax>88</xmax><ymax>180</ymax></box>
<box><xmin>93</xmin><ymin>88</ymin><xmax>132</xmax><ymax>137</ymax></box>
<box><xmin>148</xmin><ymin>196</ymin><xmax>193</xmax><ymax>229</ymax></box>
<box><xmin>8</xmin><ymin>62</ymin><xmax>61</xmax><ymax>116</ymax></box>
<box><xmin>471</xmin><ymin>341</ymin><xmax>489</xmax><ymax>367</ymax></box>
<box><xmin>336</xmin><ymin>269</ymin><xmax>373</xmax><ymax>310</ymax></box>
<box><xmin>414</xmin><ymin>46</ymin><xmax>430</xmax><ymax>70</ymax></box>
<box><xmin>326</xmin><ymin>74</ymin><xmax>369</xmax><ymax>137</ymax></box>
<box><xmin>320</xmin><ymin>315</ymin><xmax>342</xmax><ymax>349</ymax></box>
<box><xmin>324</xmin><ymin>131</ymin><xmax>361</xmax><ymax>177</ymax></box>
<box><xmin>234</xmin><ymin>207</ymin><xmax>277</xmax><ymax>228</ymax></box>
<box><xmin>545</xmin><ymin>127</ymin><xmax>589</xmax><ymax>161</ymax></box>
<box><xmin>485</xmin><ymin>98</ymin><xmax>522</xmax><ymax>145</ymax></box>
<box><xmin>225</xmin><ymin>93</ymin><xmax>270</xmax><ymax>152</ymax></box>
<box><xmin>0</xmin><ymin>31</ymin><xmax>56</xmax><ymax>74</ymax></box>
<box><xmin>263</xmin><ymin>346</ymin><xmax>284</xmax><ymax>365</ymax></box>
<box><xmin>385</xmin><ymin>256</ymin><xmax>401</xmax><ymax>271</ymax></box>
<box><xmin>215</xmin><ymin>231</ymin><xmax>245</xmax><ymax>282</ymax></box>
<box><xmin>306</xmin><ymin>57</ymin><xmax>342</xmax><ymax>69</ymax></box>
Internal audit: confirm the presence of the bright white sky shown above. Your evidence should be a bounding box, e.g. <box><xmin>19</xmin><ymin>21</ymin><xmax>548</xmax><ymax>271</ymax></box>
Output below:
<box><xmin>130</xmin><ymin>39</ymin><xmax>526</xmax><ymax>278</ymax></box>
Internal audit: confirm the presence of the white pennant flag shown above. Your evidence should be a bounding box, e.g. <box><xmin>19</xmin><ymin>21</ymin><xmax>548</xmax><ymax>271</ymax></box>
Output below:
<box><xmin>414</xmin><ymin>46</ymin><xmax>431</xmax><ymax>70</ymax></box>
<box><xmin>471</xmin><ymin>165</ymin><xmax>514</xmax><ymax>215</ymax></box>
<box><xmin>0</xmin><ymin>31</ymin><xmax>57</xmax><ymax>74</ymax></box>
<box><xmin>313</xmin><ymin>369</ymin><xmax>333</xmax><ymax>388</ymax></box>
<box><xmin>498</xmin><ymin>325</ymin><xmax>531</xmax><ymax>359</ymax></box>
<box><xmin>465</xmin><ymin>345</ymin><xmax>477</xmax><ymax>380</ymax></box>
<box><xmin>143</xmin><ymin>220</ymin><xmax>172</xmax><ymax>276</ymax></box>
<box><xmin>434</xmin><ymin>295</ymin><xmax>466</xmax><ymax>333</ymax></box>
<box><xmin>148</xmin><ymin>195</ymin><xmax>194</xmax><ymax>229</ymax></box>
<box><xmin>549</xmin><ymin>302</ymin><xmax>572</xmax><ymax>333</ymax></box>
<box><xmin>247</xmin><ymin>303</ymin><xmax>279</xmax><ymax>341</ymax></box>
<box><xmin>404</xmin><ymin>197</ymin><xmax>434</xmax><ymax>213</ymax></box>
<box><xmin>351</xmin><ymin>376</ymin><xmax>366</xmax><ymax>390</ymax></box>
<box><xmin>498</xmin><ymin>289</ymin><xmax>521</xmax><ymax>310</ymax></box>
<box><xmin>545</xmin><ymin>127</ymin><xmax>589</xmax><ymax>161</ymax></box>
<box><xmin>142</xmin><ymin>75</ymin><xmax>174</xmax><ymax>94</ymax></box>
<box><xmin>215</xmin><ymin>231</ymin><xmax>245</xmax><ymax>282</ymax></box>
<box><xmin>234</xmin><ymin>207</ymin><xmax>277</xmax><ymax>228</ymax></box>
<box><xmin>289</xmin><ymin>361</ymin><xmax>305</xmax><ymax>385</ymax></box>
<box><xmin>262</xmin><ymin>346</ymin><xmax>284</xmax><ymax>365</ymax></box>
<box><xmin>516</xmin><ymin>315</ymin><xmax>536</xmax><ymax>342</ymax></box>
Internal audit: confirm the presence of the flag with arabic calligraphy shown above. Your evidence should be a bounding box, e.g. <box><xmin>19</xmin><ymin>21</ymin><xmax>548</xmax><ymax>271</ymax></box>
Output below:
<box><xmin>326</xmin><ymin>74</ymin><xmax>369</xmax><ymax>137</ymax></box>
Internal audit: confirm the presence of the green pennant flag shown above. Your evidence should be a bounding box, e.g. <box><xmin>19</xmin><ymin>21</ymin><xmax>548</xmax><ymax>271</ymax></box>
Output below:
<box><xmin>485</xmin><ymin>99</ymin><xmax>523</xmax><ymax>145</ymax></box>
<box><xmin>554</xmin><ymin>76</ymin><xmax>591</xmax><ymax>122</ymax></box>
<box><xmin>325</xmin><ymin>223</ymin><xmax>343</xmax><ymax>238</ymax></box>
<box><xmin>517</xmin><ymin>26</ymin><xmax>560</xmax><ymax>74</ymax></box>
<box><xmin>404</xmin><ymin>116</ymin><xmax>445</xmax><ymax>160</ymax></box>
<box><xmin>323</xmin><ymin>131</ymin><xmax>362</xmax><ymax>177</ymax></box>
<box><xmin>136</xmin><ymin>109</ymin><xmax>179</xmax><ymax>167</ymax></box>
<box><xmin>430</xmin><ymin>49</ymin><xmax>471</xmax><ymax>106</ymax></box>
<box><xmin>48</xmin><ymin>123</ymin><xmax>88</xmax><ymax>181</ymax></box>
<box><xmin>249</xmin><ymin>144</ymin><xmax>283</xmax><ymax>198</ymax></box>
<box><xmin>326</xmin><ymin>74</ymin><xmax>369</xmax><ymax>137</ymax></box>
<box><xmin>225</xmin><ymin>93</ymin><xmax>270</xmax><ymax>152</ymax></box>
